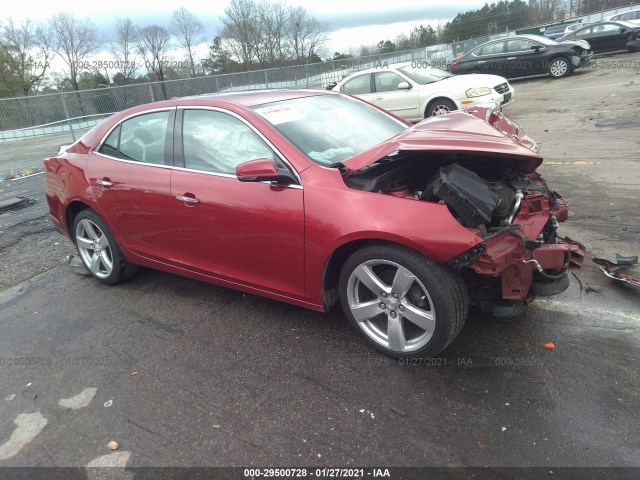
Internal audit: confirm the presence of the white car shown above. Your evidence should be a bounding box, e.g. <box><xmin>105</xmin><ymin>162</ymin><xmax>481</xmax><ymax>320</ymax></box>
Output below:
<box><xmin>332</xmin><ymin>61</ymin><xmax>514</xmax><ymax>122</ymax></box>
<box><xmin>605</xmin><ymin>8</ymin><xmax>640</xmax><ymax>25</ymax></box>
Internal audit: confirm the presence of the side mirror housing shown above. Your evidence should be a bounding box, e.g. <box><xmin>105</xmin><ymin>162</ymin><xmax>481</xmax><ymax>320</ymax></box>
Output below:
<box><xmin>236</xmin><ymin>158</ymin><xmax>294</xmax><ymax>185</ymax></box>
<box><xmin>397</xmin><ymin>81</ymin><xmax>411</xmax><ymax>90</ymax></box>
<box><xmin>531</xmin><ymin>45</ymin><xmax>542</xmax><ymax>51</ymax></box>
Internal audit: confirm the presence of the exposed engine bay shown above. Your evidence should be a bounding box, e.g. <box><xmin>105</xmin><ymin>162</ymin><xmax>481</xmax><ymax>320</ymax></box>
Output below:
<box><xmin>343</xmin><ymin>151</ymin><xmax>586</xmax><ymax>315</ymax></box>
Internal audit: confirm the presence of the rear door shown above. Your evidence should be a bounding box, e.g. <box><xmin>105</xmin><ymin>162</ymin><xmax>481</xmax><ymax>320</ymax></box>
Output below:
<box><xmin>89</xmin><ymin>109</ymin><xmax>176</xmax><ymax>262</ymax></box>
<box><xmin>169</xmin><ymin>107</ymin><xmax>305</xmax><ymax>298</ymax></box>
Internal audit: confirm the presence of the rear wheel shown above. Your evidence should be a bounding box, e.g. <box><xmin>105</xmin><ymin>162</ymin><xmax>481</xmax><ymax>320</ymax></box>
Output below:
<box><xmin>338</xmin><ymin>244</ymin><xmax>468</xmax><ymax>358</ymax></box>
<box><xmin>73</xmin><ymin>210</ymin><xmax>138</xmax><ymax>284</ymax></box>
<box><xmin>548</xmin><ymin>57</ymin><xmax>571</xmax><ymax>78</ymax></box>
<box><xmin>426</xmin><ymin>98</ymin><xmax>457</xmax><ymax>117</ymax></box>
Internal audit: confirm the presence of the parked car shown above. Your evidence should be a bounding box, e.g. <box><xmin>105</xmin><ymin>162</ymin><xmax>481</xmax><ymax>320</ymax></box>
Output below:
<box><xmin>450</xmin><ymin>34</ymin><xmax>592</xmax><ymax>79</ymax></box>
<box><xmin>543</xmin><ymin>24</ymin><xmax>574</xmax><ymax>39</ymax></box>
<box><xmin>44</xmin><ymin>90</ymin><xmax>585</xmax><ymax>358</ymax></box>
<box><xmin>605</xmin><ymin>8</ymin><xmax>640</xmax><ymax>26</ymax></box>
<box><xmin>559</xmin><ymin>21</ymin><xmax>640</xmax><ymax>53</ymax></box>
<box><xmin>332</xmin><ymin>62</ymin><xmax>514</xmax><ymax>121</ymax></box>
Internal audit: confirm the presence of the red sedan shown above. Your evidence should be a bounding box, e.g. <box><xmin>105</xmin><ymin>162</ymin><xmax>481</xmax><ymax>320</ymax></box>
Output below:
<box><xmin>44</xmin><ymin>90</ymin><xmax>584</xmax><ymax>358</ymax></box>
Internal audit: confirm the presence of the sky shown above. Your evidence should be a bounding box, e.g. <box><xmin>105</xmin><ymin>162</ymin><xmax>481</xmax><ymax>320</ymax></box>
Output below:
<box><xmin>1</xmin><ymin>0</ymin><xmax>486</xmax><ymax>53</ymax></box>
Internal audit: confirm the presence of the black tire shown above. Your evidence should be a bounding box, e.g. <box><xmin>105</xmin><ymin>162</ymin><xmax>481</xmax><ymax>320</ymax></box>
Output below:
<box><xmin>547</xmin><ymin>56</ymin><xmax>571</xmax><ymax>79</ymax></box>
<box><xmin>338</xmin><ymin>244</ymin><xmax>468</xmax><ymax>359</ymax></box>
<box><xmin>72</xmin><ymin>209</ymin><xmax>139</xmax><ymax>285</ymax></box>
<box><xmin>426</xmin><ymin>98</ymin><xmax>457</xmax><ymax>118</ymax></box>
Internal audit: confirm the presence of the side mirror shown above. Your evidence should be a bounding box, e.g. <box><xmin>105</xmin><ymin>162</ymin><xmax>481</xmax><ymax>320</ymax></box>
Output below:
<box><xmin>236</xmin><ymin>158</ymin><xmax>294</xmax><ymax>184</ymax></box>
<box><xmin>397</xmin><ymin>81</ymin><xmax>411</xmax><ymax>90</ymax></box>
<box><xmin>619</xmin><ymin>28</ymin><xmax>626</xmax><ymax>33</ymax></box>
<box><xmin>530</xmin><ymin>45</ymin><xmax>542</xmax><ymax>51</ymax></box>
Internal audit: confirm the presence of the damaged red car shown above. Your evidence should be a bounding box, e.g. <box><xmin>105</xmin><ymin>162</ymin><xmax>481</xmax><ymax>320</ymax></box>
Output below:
<box><xmin>44</xmin><ymin>90</ymin><xmax>585</xmax><ymax>358</ymax></box>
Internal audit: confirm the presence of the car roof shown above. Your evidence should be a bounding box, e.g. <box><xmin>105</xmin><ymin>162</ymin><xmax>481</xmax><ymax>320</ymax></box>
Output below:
<box><xmin>179</xmin><ymin>88</ymin><xmax>331</xmax><ymax>107</ymax></box>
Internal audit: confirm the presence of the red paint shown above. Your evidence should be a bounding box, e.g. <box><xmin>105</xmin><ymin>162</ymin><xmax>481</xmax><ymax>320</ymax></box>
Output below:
<box><xmin>43</xmin><ymin>90</ymin><xmax>583</xmax><ymax>311</ymax></box>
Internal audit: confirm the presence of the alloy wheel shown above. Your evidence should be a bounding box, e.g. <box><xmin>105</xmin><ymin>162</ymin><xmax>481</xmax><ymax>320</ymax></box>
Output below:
<box><xmin>346</xmin><ymin>259</ymin><xmax>437</xmax><ymax>353</ymax></box>
<box><xmin>75</xmin><ymin>219</ymin><xmax>114</xmax><ymax>279</ymax></box>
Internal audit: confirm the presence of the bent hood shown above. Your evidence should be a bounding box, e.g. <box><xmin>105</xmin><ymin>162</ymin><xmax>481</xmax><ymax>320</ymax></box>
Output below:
<box><xmin>342</xmin><ymin>103</ymin><xmax>542</xmax><ymax>172</ymax></box>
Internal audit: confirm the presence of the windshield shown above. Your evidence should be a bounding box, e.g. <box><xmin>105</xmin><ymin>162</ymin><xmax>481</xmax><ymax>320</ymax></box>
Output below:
<box><xmin>252</xmin><ymin>94</ymin><xmax>407</xmax><ymax>165</ymax></box>
<box><xmin>397</xmin><ymin>65</ymin><xmax>452</xmax><ymax>85</ymax></box>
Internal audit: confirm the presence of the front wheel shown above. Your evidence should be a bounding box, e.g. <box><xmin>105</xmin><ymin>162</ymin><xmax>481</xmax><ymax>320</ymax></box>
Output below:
<box><xmin>426</xmin><ymin>98</ymin><xmax>457</xmax><ymax>117</ymax></box>
<box><xmin>73</xmin><ymin>209</ymin><xmax>138</xmax><ymax>284</ymax></box>
<box><xmin>548</xmin><ymin>57</ymin><xmax>571</xmax><ymax>78</ymax></box>
<box><xmin>338</xmin><ymin>244</ymin><xmax>468</xmax><ymax>358</ymax></box>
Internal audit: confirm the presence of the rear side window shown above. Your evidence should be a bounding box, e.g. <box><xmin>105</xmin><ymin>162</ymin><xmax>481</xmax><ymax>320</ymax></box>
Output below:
<box><xmin>98</xmin><ymin>111</ymin><xmax>170</xmax><ymax>164</ymax></box>
<box><xmin>477</xmin><ymin>41</ymin><xmax>506</xmax><ymax>55</ymax></box>
<box><xmin>342</xmin><ymin>74</ymin><xmax>372</xmax><ymax>95</ymax></box>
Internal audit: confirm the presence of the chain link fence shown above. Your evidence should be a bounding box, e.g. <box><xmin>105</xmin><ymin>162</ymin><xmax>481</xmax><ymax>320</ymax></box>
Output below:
<box><xmin>0</xmin><ymin>47</ymin><xmax>435</xmax><ymax>147</ymax></box>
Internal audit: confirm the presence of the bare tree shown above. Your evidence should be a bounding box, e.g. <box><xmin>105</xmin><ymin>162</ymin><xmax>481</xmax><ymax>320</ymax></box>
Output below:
<box><xmin>170</xmin><ymin>7</ymin><xmax>205</xmax><ymax>77</ymax></box>
<box><xmin>0</xmin><ymin>18</ymin><xmax>51</xmax><ymax>94</ymax></box>
<box><xmin>221</xmin><ymin>0</ymin><xmax>329</xmax><ymax>68</ymax></box>
<box><xmin>41</xmin><ymin>13</ymin><xmax>99</xmax><ymax>91</ymax></box>
<box><xmin>137</xmin><ymin>25</ymin><xmax>172</xmax><ymax>83</ymax></box>
<box><xmin>256</xmin><ymin>1</ymin><xmax>288</xmax><ymax>65</ymax></box>
<box><xmin>287</xmin><ymin>6</ymin><xmax>329</xmax><ymax>64</ymax></box>
<box><xmin>112</xmin><ymin>18</ymin><xmax>139</xmax><ymax>81</ymax></box>
<box><xmin>221</xmin><ymin>0</ymin><xmax>259</xmax><ymax>68</ymax></box>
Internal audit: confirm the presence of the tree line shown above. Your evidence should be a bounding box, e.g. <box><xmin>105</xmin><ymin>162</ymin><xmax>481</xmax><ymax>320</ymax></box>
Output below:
<box><xmin>0</xmin><ymin>1</ymin><xmax>329</xmax><ymax>96</ymax></box>
<box><xmin>365</xmin><ymin>0</ymin><xmax>640</xmax><ymax>55</ymax></box>
<box><xmin>2</xmin><ymin>0</ymin><xmax>639</xmax><ymax>96</ymax></box>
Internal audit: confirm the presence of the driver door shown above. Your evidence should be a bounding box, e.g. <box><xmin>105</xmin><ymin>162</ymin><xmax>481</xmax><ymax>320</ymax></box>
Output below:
<box><xmin>169</xmin><ymin>108</ymin><xmax>305</xmax><ymax>298</ymax></box>
<box><xmin>371</xmin><ymin>71</ymin><xmax>420</xmax><ymax>121</ymax></box>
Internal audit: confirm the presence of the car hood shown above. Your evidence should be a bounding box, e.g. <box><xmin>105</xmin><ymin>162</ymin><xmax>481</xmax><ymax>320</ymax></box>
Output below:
<box><xmin>342</xmin><ymin>103</ymin><xmax>542</xmax><ymax>172</ymax></box>
<box><xmin>556</xmin><ymin>38</ymin><xmax>591</xmax><ymax>49</ymax></box>
<box><xmin>430</xmin><ymin>73</ymin><xmax>509</xmax><ymax>89</ymax></box>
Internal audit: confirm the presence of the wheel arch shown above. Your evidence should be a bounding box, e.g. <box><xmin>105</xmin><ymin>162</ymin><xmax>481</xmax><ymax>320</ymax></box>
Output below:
<box><xmin>321</xmin><ymin>238</ymin><xmax>439</xmax><ymax>309</ymax></box>
<box><xmin>65</xmin><ymin>200</ymin><xmax>93</xmax><ymax>238</ymax></box>
<box><xmin>423</xmin><ymin>95</ymin><xmax>459</xmax><ymax>118</ymax></box>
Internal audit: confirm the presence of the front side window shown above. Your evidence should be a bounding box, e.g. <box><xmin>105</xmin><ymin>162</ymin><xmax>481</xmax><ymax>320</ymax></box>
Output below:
<box><xmin>182</xmin><ymin>109</ymin><xmax>276</xmax><ymax>175</ymax></box>
<box><xmin>342</xmin><ymin>74</ymin><xmax>372</xmax><ymax>95</ymax></box>
<box><xmin>99</xmin><ymin>111</ymin><xmax>170</xmax><ymax>164</ymax></box>
<box><xmin>507</xmin><ymin>39</ymin><xmax>535</xmax><ymax>52</ymax></box>
<box><xmin>593</xmin><ymin>23</ymin><xmax>622</xmax><ymax>34</ymax></box>
<box><xmin>374</xmin><ymin>71</ymin><xmax>406</xmax><ymax>92</ymax></box>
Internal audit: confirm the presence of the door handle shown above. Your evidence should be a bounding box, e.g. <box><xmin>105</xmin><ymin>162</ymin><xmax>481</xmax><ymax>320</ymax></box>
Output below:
<box><xmin>175</xmin><ymin>194</ymin><xmax>200</xmax><ymax>205</ymax></box>
<box><xmin>96</xmin><ymin>178</ymin><xmax>112</xmax><ymax>187</ymax></box>
<box><xmin>477</xmin><ymin>60</ymin><xmax>486</xmax><ymax>64</ymax></box>
<box><xmin>507</xmin><ymin>57</ymin><xmax>517</xmax><ymax>60</ymax></box>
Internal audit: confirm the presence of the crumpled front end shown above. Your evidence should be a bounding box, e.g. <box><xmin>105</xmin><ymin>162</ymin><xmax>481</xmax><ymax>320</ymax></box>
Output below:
<box><xmin>342</xmin><ymin>103</ymin><xmax>585</xmax><ymax>316</ymax></box>
<box><xmin>446</xmin><ymin>171</ymin><xmax>585</xmax><ymax>312</ymax></box>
